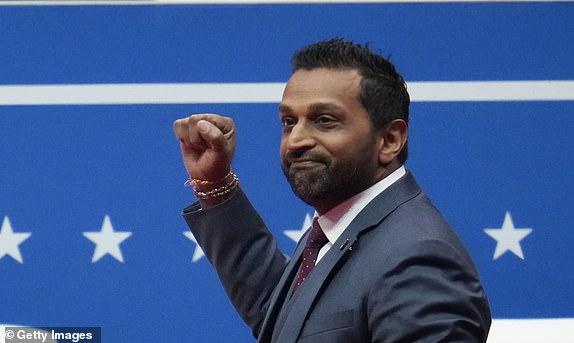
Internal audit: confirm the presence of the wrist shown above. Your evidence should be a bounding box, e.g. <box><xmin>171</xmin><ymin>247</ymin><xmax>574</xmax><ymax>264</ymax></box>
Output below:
<box><xmin>184</xmin><ymin>168</ymin><xmax>234</xmax><ymax>187</ymax></box>
<box><xmin>184</xmin><ymin>169</ymin><xmax>240</xmax><ymax>206</ymax></box>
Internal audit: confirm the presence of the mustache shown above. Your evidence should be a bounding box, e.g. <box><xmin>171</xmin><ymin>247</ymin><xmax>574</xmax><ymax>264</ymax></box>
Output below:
<box><xmin>283</xmin><ymin>151</ymin><xmax>329</xmax><ymax>165</ymax></box>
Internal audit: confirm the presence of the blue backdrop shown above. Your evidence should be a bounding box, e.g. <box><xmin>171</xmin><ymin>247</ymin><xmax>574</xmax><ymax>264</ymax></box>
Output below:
<box><xmin>1</xmin><ymin>2</ymin><xmax>573</xmax><ymax>342</ymax></box>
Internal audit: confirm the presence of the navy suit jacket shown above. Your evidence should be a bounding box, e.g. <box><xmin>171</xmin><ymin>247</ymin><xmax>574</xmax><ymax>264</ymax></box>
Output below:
<box><xmin>183</xmin><ymin>171</ymin><xmax>491</xmax><ymax>342</ymax></box>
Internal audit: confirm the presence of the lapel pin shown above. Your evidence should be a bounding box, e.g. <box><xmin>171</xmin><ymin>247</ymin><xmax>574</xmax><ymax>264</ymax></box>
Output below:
<box><xmin>339</xmin><ymin>238</ymin><xmax>350</xmax><ymax>250</ymax></box>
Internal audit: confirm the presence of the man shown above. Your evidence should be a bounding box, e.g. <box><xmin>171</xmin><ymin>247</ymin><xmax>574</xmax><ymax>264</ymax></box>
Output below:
<box><xmin>173</xmin><ymin>38</ymin><xmax>491</xmax><ymax>342</ymax></box>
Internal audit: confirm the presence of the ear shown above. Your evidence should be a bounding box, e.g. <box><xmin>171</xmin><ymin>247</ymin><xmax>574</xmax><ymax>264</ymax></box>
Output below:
<box><xmin>378</xmin><ymin>119</ymin><xmax>408</xmax><ymax>165</ymax></box>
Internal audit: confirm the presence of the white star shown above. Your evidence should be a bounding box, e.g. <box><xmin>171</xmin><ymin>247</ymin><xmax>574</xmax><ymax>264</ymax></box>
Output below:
<box><xmin>183</xmin><ymin>231</ymin><xmax>205</xmax><ymax>262</ymax></box>
<box><xmin>484</xmin><ymin>212</ymin><xmax>533</xmax><ymax>260</ymax></box>
<box><xmin>284</xmin><ymin>213</ymin><xmax>313</xmax><ymax>243</ymax></box>
<box><xmin>0</xmin><ymin>216</ymin><xmax>32</xmax><ymax>264</ymax></box>
<box><xmin>83</xmin><ymin>215</ymin><xmax>132</xmax><ymax>263</ymax></box>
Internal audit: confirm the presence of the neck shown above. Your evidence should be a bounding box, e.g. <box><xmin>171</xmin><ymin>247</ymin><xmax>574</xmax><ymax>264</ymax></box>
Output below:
<box><xmin>372</xmin><ymin>160</ymin><xmax>401</xmax><ymax>184</ymax></box>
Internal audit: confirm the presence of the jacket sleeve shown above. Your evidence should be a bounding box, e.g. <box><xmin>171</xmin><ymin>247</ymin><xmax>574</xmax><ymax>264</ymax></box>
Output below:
<box><xmin>182</xmin><ymin>189</ymin><xmax>289</xmax><ymax>337</ymax></box>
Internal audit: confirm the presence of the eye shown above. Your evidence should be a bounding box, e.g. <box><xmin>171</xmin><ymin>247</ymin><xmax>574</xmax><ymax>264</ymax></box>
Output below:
<box><xmin>315</xmin><ymin>114</ymin><xmax>338</xmax><ymax>127</ymax></box>
<box><xmin>281</xmin><ymin>116</ymin><xmax>296</xmax><ymax>128</ymax></box>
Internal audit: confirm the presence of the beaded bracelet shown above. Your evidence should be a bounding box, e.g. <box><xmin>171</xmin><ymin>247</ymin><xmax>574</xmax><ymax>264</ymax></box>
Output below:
<box><xmin>184</xmin><ymin>169</ymin><xmax>233</xmax><ymax>187</ymax></box>
<box><xmin>192</xmin><ymin>174</ymin><xmax>240</xmax><ymax>200</ymax></box>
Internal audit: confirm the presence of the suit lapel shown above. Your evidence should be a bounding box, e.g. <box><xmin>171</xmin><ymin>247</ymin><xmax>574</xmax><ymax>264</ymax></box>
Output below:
<box><xmin>272</xmin><ymin>232</ymin><xmax>357</xmax><ymax>343</ymax></box>
<box><xmin>264</xmin><ymin>172</ymin><xmax>422</xmax><ymax>343</ymax></box>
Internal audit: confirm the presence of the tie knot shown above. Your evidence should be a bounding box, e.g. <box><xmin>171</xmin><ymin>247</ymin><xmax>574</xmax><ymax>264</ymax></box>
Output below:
<box><xmin>306</xmin><ymin>218</ymin><xmax>329</xmax><ymax>249</ymax></box>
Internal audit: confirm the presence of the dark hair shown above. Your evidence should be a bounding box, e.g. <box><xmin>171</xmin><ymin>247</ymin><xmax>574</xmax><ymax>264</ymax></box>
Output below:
<box><xmin>291</xmin><ymin>38</ymin><xmax>410</xmax><ymax>163</ymax></box>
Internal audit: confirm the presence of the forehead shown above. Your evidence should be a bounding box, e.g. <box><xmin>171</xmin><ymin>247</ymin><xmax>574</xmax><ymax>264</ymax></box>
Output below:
<box><xmin>280</xmin><ymin>68</ymin><xmax>363</xmax><ymax>111</ymax></box>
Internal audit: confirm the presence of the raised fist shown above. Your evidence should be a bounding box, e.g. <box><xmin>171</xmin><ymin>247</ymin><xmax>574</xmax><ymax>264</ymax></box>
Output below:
<box><xmin>173</xmin><ymin>113</ymin><xmax>236</xmax><ymax>182</ymax></box>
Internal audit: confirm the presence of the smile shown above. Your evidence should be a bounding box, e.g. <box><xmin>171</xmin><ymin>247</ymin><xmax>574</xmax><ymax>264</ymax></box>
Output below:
<box><xmin>288</xmin><ymin>160</ymin><xmax>325</xmax><ymax>170</ymax></box>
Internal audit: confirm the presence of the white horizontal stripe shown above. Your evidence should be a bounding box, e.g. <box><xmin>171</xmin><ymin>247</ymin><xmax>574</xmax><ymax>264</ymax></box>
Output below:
<box><xmin>487</xmin><ymin>318</ymin><xmax>574</xmax><ymax>343</ymax></box>
<box><xmin>0</xmin><ymin>83</ymin><xmax>285</xmax><ymax>105</ymax></box>
<box><xmin>0</xmin><ymin>81</ymin><xmax>573</xmax><ymax>105</ymax></box>
<box><xmin>409</xmin><ymin>81</ymin><xmax>574</xmax><ymax>102</ymax></box>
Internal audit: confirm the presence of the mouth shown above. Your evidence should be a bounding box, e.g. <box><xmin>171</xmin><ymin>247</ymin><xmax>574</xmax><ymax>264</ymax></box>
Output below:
<box><xmin>289</xmin><ymin>160</ymin><xmax>323</xmax><ymax>168</ymax></box>
<box><xmin>283</xmin><ymin>151</ymin><xmax>328</xmax><ymax>172</ymax></box>
<box><xmin>287</xmin><ymin>159</ymin><xmax>325</xmax><ymax>170</ymax></box>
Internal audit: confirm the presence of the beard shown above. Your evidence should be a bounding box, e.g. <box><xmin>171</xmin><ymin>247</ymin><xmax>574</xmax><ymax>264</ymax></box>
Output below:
<box><xmin>281</xmin><ymin>137</ymin><xmax>379</xmax><ymax>210</ymax></box>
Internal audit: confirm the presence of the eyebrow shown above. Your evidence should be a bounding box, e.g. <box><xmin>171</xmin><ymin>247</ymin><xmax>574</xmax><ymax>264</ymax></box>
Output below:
<box><xmin>279</xmin><ymin>102</ymin><xmax>343</xmax><ymax>115</ymax></box>
<box><xmin>278</xmin><ymin>103</ymin><xmax>291</xmax><ymax>115</ymax></box>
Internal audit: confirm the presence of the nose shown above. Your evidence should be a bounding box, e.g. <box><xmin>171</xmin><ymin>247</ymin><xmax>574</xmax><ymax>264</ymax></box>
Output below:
<box><xmin>284</xmin><ymin>121</ymin><xmax>316</xmax><ymax>153</ymax></box>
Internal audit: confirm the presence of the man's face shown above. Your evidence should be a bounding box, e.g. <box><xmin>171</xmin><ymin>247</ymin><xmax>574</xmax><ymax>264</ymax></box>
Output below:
<box><xmin>279</xmin><ymin>68</ymin><xmax>382</xmax><ymax>214</ymax></box>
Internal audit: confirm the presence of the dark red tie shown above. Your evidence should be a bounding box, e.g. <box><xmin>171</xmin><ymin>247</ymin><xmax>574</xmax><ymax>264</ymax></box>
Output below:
<box><xmin>294</xmin><ymin>218</ymin><xmax>329</xmax><ymax>291</ymax></box>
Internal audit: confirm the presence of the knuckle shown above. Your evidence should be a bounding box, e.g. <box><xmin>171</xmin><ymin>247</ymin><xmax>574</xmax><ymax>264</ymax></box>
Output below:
<box><xmin>187</xmin><ymin>115</ymin><xmax>199</xmax><ymax>124</ymax></box>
